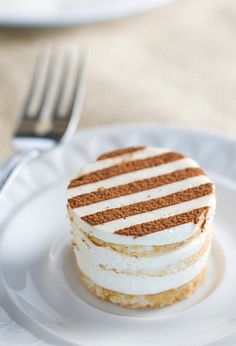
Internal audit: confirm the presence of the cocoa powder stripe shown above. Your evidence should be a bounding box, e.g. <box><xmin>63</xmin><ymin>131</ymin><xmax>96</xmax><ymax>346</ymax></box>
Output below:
<box><xmin>68</xmin><ymin>167</ymin><xmax>205</xmax><ymax>208</ymax></box>
<box><xmin>68</xmin><ymin>152</ymin><xmax>184</xmax><ymax>188</ymax></box>
<box><xmin>97</xmin><ymin>146</ymin><xmax>145</xmax><ymax>160</ymax></box>
<box><xmin>81</xmin><ymin>183</ymin><xmax>213</xmax><ymax>225</ymax></box>
<box><xmin>115</xmin><ymin>207</ymin><xmax>209</xmax><ymax>237</ymax></box>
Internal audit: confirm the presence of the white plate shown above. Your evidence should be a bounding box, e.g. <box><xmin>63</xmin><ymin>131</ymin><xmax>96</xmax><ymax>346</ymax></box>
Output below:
<box><xmin>0</xmin><ymin>123</ymin><xmax>236</xmax><ymax>346</ymax></box>
<box><xmin>0</xmin><ymin>0</ymin><xmax>172</xmax><ymax>27</ymax></box>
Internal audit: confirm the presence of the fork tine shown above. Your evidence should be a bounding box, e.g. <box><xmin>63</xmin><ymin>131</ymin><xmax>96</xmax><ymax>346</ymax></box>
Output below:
<box><xmin>67</xmin><ymin>50</ymin><xmax>87</xmax><ymax>119</ymax></box>
<box><xmin>34</xmin><ymin>48</ymin><xmax>58</xmax><ymax>120</ymax></box>
<box><xmin>51</xmin><ymin>50</ymin><xmax>70</xmax><ymax>120</ymax></box>
<box><xmin>61</xmin><ymin>50</ymin><xmax>87</xmax><ymax>141</ymax></box>
<box><xmin>20</xmin><ymin>48</ymin><xmax>47</xmax><ymax>120</ymax></box>
<box><xmin>14</xmin><ymin>48</ymin><xmax>50</xmax><ymax>137</ymax></box>
<box><xmin>46</xmin><ymin>50</ymin><xmax>87</xmax><ymax>142</ymax></box>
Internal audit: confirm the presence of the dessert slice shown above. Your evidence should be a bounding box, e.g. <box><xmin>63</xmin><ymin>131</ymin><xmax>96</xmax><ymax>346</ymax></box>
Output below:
<box><xmin>67</xmin><ymin>146</ymin><xmax>216</xmax><ymax>308</ymax></box>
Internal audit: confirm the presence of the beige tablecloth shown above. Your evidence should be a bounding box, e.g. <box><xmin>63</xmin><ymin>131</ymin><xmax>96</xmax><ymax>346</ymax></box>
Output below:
<box><xmin>0</xmin><ymin>0</ymin><xmax>236</xmax><ymax>159</ymax></box>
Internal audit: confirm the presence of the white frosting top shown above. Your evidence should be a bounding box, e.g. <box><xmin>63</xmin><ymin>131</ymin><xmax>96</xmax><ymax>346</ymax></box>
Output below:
<box><xmin>67</xmin><ymin>146</ymin><xmax>216</xmax><ymax>245</ymax></box>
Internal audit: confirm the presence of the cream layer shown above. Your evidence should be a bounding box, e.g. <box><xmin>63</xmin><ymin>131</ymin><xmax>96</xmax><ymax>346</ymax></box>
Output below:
<box><xmin>74</xmin><ymin>229</ymin><xmax>210</xmax><ymax>275</ymax></box>
<box><xmin>75</xmin><ymin>245</ymin><xmax>210</xmax><ymax>295</ymax></box>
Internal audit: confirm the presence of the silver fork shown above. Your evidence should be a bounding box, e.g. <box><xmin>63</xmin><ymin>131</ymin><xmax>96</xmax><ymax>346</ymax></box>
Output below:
<box><xmin>0</xmin><ymin>47</ymin><xmax>86</xmax><ymax>197</ymax></box>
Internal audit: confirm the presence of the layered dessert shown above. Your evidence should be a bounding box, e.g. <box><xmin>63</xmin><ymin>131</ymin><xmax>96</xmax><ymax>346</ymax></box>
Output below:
<box><xmin>67</xmin><ymin>146</ymin><xmax>216</xmax><ymax>308</ymax></box>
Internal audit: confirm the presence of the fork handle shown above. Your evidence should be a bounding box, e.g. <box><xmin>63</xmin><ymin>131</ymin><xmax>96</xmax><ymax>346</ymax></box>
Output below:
<box><xmin>0</xmin><ymin>149</ymin><xmax>41</xmax><ymax>197</ymax></box>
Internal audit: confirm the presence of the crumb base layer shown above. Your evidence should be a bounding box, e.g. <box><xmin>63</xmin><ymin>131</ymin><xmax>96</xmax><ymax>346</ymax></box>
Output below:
<box><xmin>78</xmin><ymin>265</ymin><xmax>207</xmax><ymax>309</ymax></box>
